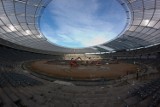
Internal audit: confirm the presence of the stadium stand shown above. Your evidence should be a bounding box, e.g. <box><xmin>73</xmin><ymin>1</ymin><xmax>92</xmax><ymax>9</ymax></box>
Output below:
<box><xmin>0</xmin><ymin>44</ymin><xmax>159</xmax><ymax>107</ymax></box>
<box><xmin>0</xmin><ymin>0</ymin><xmax>160</xmax><ymax>107</ymax></box>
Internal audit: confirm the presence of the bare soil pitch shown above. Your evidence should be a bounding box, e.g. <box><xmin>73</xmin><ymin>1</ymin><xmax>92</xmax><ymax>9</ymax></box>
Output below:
<box><xmin>30</xmin><ymin>60</ymin><xmax>138</xmax><ymax>80</ymax></box>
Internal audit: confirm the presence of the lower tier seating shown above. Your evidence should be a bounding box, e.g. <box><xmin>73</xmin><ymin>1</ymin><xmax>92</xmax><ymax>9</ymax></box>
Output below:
<box><xmin>0</xmin><ymin>45</ymin><xmax>159</xmax><ymax>107</ymax></box>
<box><xmin>0</xmin><ymin>72</ymin><xmax>43</xmax><ymax>87</ymax></box>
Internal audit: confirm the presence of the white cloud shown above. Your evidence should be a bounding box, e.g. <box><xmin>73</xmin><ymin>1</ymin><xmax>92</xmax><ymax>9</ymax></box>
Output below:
<box><xmin>82</xmin><ymin>35</ymin><xmax>109</xmax><ymax>47</ymax></box>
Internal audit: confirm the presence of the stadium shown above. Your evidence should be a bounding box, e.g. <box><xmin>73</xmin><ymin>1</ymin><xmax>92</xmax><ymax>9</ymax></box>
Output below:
<box><xmin>0</xmin><ymin>0</ymin><xmax>160</xmax><ymax>107</ymax></box>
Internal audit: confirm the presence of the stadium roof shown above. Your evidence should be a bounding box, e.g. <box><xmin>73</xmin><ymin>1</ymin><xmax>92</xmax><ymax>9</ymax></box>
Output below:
<box><xmin>0</xmin><ymin>0</ymin><xmax>160</xmax><ymax>54</ymax></box>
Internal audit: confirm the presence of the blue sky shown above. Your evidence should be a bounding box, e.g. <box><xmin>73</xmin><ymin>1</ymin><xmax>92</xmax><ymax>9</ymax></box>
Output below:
<box><xmin>40</xmin><ymin>0</ymin><xmax>127</xmax><ymax>48</ymax></box>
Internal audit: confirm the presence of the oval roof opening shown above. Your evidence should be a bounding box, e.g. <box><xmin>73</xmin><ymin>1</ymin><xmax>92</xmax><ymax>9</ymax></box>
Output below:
<box><xmin>40</xmin><ymin>0</ymin><xmax>127</xmax><ymax>48</ymax></box>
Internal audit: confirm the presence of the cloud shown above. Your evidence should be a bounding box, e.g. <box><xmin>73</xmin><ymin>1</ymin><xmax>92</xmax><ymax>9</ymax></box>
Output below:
<box><xmin>40</xmin><ymin>0</ymin><xmax>127</xmax><ymax>48</ymax></box>
<box><xmin>82</xmin><ymin>35</ymin><xmax>109</xmax><ymax>46</ymax></box>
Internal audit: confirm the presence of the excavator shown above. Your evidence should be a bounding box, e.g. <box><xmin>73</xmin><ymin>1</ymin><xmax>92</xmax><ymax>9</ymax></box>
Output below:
<box><xmin>70</xmin><ymin>57</ymin><xmax>82</xmax><ymax>67</ymax></box>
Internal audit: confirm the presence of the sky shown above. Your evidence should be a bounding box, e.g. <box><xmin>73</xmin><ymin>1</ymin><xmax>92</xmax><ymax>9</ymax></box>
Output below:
<box><xmin>40</xmin><ymin>0</ymin><xmax>127</xmax><ymax>48</ymax></box>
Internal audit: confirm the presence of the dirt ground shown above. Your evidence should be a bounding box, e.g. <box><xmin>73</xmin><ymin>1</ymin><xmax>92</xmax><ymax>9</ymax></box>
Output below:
<box><xmin>30</xmin><ymin>60</ymin><xmax>138</xmax><ymax>80</ymax></box>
